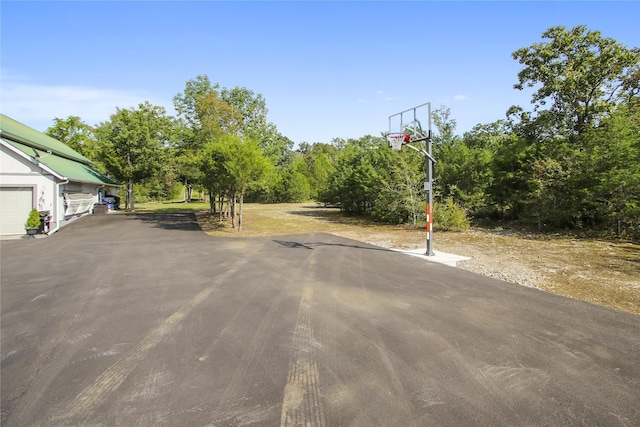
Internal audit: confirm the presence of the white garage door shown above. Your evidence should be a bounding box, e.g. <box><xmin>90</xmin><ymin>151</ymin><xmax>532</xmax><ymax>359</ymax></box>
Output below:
<box><xmin>0</xmin><ymin>187</ymin><xmax>33</xmax><ymax>236</ymax></box>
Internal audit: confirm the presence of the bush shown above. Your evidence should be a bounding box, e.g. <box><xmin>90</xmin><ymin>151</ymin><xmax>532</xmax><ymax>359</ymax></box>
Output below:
<box><xmin>25</xmin><ymin>208</ymin><xmax>41</xmax><ymax>229</ymax></box>
<box><xmin>433</xmin><ymin>198</ymin><xmax>470</xmax><ymax>231</ymax></box>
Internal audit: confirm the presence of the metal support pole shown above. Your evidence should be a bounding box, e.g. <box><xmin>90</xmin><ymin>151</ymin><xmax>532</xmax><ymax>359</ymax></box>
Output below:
<box><xmin>388</xmin><ymin>101</ymin><xmax>434</xmax><ymax>256</ymax></box>
<box><xmin>426</xmin><ymin>102</ymin><xmax>434</xmax><ymax>256</ymax></box>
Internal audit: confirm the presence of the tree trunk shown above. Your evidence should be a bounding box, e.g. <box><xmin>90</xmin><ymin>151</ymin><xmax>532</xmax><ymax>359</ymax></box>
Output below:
<box><xmin>185</xmin><ymin>182</ymin><xmax>193</xmax><ymax>202</ymax></box>
<box><xmin>209</xmin><ymin>190</ymin><xmax>215</xmax><ymax>213</ymax></box>
<box><xmin>127</xmin><ymin>178</ymin><xmax>135</xmax><ymax>211</ymax></box>
<box><xmin>238</xmin><ymin>192</ymin><xmax>244</xmax><ymax>232</ymax></box>
<box><xmin>231</xmin><ymin>195</ymin><xmax>237</xmax><ymax>229</ymax></box>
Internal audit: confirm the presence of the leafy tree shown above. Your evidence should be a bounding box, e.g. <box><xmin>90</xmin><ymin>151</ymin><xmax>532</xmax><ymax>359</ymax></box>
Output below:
<box><xmin>272</xmin><ymin>154</ymin><xmax>311</xmax><ymax>203</ymax></box>
<box><xmin>173</xmin><ymin>74</ymin><xmax>220</xmax><ymax>134</ymax></box>
<box><xmin>300</xmin><ymin>142</ymin><xmax>338</xmax><ymax>200</ymax></box>
<box><xmin>96</xmin><ymin>102</ymin><xmax>175</xmax><ymax>211</ymax></box>
<box><xmin>220</xmin><ymin>86</ymin><xmax>268</xmax><ymax>140</ymax></box>
<box><xmin>46</xmin><ymin>116</ymin><xmax>98</xmax><ymax>161</ymax></box>
<box><xmin>174</xmin><ymin>75</ymin><xmax>288</xmax><ymax>202</ymax></box>
<box><xmin>371</xmin><ymin>145</ymin><xmax>424</xmax><ymax>224</ymax></box>
<box><xmin>209</xmin><ymin>135</ymin><xmax>273</xmax><ymax>231</ymax></box>
<box><xmin>512</xmin><ymin>25</ymin><xmax>640</xmax><ymax>139</ymax></box>
<box><xmin>576</xmin><ymin>100</ymin><xmax>640</xmax><ymax>238</ymax></box>
<box><xmin>322</xmin><ymin>136</ymin><xmax>383</xmax><ymax>213</ymax></box>
<box><xmin>196</xmin><ymin>91</ymin><xmax>242</xmax><ymax>139</ymax></box>
<box><xmin>486</xmin><ymin>133</ymin><xmax>536</xmax><ymax>220</ymax></box>
<box><xmin>173</xmin><ymin>75</ymin><xmax>221</xmax><ymax>201</ymax></box>
<box><xmin>319</xmin><ymin>135</ymin><xmax>424</xmax><ymax>224</ymax></box>
<box><xmin>432</xmin><ymin>106</ymin><xmax>457</xmax><ymax>145</ymax></box>
<box><xmin>220</xmin><ymin>85</ymin><xmax>292</xmax><ymax>167</ymax></box>
<box><xmin>200</xmin><ymin>139</ymin><xmax>231</xmax><ymax>215</ymax></box>
<box><xmin>432</xmin><ymin>107</ymin><xmax>494</xmax><ymax>214</ymax></box>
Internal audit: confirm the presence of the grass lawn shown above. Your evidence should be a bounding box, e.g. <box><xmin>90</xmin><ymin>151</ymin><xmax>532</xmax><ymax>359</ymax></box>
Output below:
<box><xmin>135</xmin><ymin>201</ymin><xmax>210</xmax><ymax>214</ymax></box>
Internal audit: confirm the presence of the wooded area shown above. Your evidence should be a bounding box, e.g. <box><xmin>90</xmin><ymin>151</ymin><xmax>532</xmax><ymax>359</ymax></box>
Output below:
<box><xmin>47</xmin><ymin>26</ymin><xmax>639</xmax><ymax>239</ymax></box>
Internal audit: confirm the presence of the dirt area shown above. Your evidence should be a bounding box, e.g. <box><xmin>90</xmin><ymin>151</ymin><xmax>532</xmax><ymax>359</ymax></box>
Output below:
<box><xmin>197</xmin><ymin>203</ymin><xmax>640</xmax><ymax>315</ymax></box>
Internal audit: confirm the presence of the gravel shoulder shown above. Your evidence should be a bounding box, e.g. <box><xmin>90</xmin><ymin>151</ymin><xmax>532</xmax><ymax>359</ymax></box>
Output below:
<box><xmin>197</xmin><ymin>203</ymin><xmax>640</xmax><ymax>315</ymax></box>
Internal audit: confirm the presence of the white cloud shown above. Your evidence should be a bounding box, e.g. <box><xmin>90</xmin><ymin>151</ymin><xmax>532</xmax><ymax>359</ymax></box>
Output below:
<box><xmin>0</xmin><ymin>71</ymin><xmax>173</xmax><ymax>130</ymax></box>
<box><xmin>453</xmin><ymin>94</ymin><xmax>469</xmax><ymax>101</ymax></box>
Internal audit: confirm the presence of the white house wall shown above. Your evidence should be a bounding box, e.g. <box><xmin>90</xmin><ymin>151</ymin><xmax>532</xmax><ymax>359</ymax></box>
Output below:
<box><xmin>1</xmin><ymin>144</ymin><xmax>56</xmax><ymax>211</ymax></box>
<box><xmin>1</xmin><ymin>144</ymin><xmax>109</xmax><ymax>236</ymax></box>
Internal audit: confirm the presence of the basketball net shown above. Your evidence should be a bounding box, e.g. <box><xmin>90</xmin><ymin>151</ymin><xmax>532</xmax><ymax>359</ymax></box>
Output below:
<box><xmin>386</xmin><ymin>132</ymin><xmax>410</xmax><ymax>151</ymax></box>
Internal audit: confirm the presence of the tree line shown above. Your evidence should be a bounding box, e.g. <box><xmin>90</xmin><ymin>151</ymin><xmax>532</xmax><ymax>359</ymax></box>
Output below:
<box><xmin>46</xmin><ymin>25</ymin><xmax>639</xmax><ymax>239</ymax></box>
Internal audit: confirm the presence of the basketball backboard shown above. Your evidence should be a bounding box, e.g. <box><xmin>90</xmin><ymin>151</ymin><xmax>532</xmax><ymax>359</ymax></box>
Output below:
<box><xmin>388</xmin><ymin>102</ymin><xmax>431</xmax><ymax>142</ymax></box>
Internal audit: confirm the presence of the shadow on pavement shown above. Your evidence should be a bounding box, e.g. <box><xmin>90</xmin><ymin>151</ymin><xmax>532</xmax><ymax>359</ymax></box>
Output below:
<box><xmin>273</xmin><ymin>239</ymin><xmax>390</xmax><ymax>252</ymax></box>
<box><xmin>128</xmin><ymin>212</ymin><xmax>202</xmax><ymax>231</ymax></box>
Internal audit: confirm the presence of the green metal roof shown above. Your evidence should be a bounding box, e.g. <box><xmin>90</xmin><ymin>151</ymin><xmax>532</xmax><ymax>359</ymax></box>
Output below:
<box><xmin>0</xmin><ymin>114</ymin><xmax>92</xmax><ymax>164</ymax></box>
<box><xmin>3</xmin><ymin>138</ymin><xmax>119</xmax><ymax>185</ymax></box>
<box><xmin>1</xmin><ymin>114</ymin><xmax>119</xmax><ymax>186</ymax></box>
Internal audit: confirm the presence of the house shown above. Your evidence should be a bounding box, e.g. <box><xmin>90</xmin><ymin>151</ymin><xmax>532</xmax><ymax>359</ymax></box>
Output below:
<box><xmin>0</xmin><ymin>114</ymin><xmax>119</xmax><ymax>237</ymax></box>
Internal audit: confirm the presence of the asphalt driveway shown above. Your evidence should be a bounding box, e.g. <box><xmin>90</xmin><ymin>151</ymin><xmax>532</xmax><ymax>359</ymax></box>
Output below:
<box><xmin>1</xmin><ymin>212</ymin><xmax>639</xmax><ymax>426</ymax></box>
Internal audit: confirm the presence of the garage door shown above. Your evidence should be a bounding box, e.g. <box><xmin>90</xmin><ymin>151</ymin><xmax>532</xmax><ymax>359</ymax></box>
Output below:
<box><xmin>0</xmin><ymin>187</ymin><xmax>33</xmax><ymax>236</ymax></box>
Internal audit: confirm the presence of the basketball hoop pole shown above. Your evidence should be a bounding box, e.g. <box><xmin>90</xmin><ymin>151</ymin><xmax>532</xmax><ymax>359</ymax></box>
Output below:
<box><xmin>388</xmin><ymin>102</ymin><xmax>435</xmax><ymax>256</ymax></box>
<box><xmin>425</xmin><ymin>102</ymin><xmax>434</xmax><ymax>256</ymax></box>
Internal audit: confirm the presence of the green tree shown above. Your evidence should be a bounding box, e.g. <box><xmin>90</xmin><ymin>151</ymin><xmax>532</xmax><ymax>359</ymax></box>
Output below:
<box><xmin>300</xmin><ymin>142</ymin><xmax>338</xmax><ymax>201</ymax></box>
<box><xmin>273</xmin><ymin>153</ymin><xmax>311</xmax><ymax>203</ymax></box>
<box><xmin>220</xmin><ymin>85</ymin><xmax>292</xmax><ymax>167</ymax></box>
<box><xmin>432</xmin><ymin>107</ymin><xmax>494</xmax><ymax>214</ymax></box>
<box><xmin>322</xmin><ymin>136</ymin><xmax>383</xmax><ymax>214</ymax></box>
<box><xmin>200</xmin><ymin>139</ymin><xmax>231</xmax><ymax>215</ymax></box>
<box><xmin>196</xmin><ymin>91</ymin><xmax>242</xmax><ymax>140</ymax></box>
<box><xmin>319</xmin><ymin>135</ymin><xmax>423</xmax><ymax>223</ymax></box>
<box><xmin>576</xmin><ymin>100</ymin><xmax>640</xmax><ymax>238</ymax></box>
<box><xmin>173</xmin><ymin>75</ymin><xmax>221</xmax><ymax>201</ymax></box>
<box><xmin>46</xmin><ymin>116</ymin><xmax>98</xmax><ymax>161</ymax></box>
<box><xmin>174</xmin><ymin>75</ymin><xmax>288</xmax><ymax>202</ymax></box>
<box><xmin>96</xmin><ymin>102</ymin><xmax>175</xmax><ymax>211</ymax></box>
<box><xmin>211</xmin><ymin>135</ymin><xmax>273</xmax><ymax>231</ymax></box>
<box><xmin>370</xmin><ymin>145</ymin><xmax>424</xmax><ymax>224</ymax></box>
<box><xmin>512</xmin><ymin>25</ymin><xmax>640</xmax><ymax>139</ymax></box>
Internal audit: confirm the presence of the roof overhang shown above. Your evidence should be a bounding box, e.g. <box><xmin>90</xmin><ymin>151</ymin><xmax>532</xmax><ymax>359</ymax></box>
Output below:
<box><xmin>1</xmin><ymin>138</ymin><xmax>65</xmax><ymax>180</ymax></box>
<box><xmin>1</xmin><ymin>138</ymin><xmax>119</xmax><ymax>186</ymax></box>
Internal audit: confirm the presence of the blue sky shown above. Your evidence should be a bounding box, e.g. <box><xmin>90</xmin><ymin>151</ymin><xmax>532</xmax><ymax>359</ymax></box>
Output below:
<box><xmin>2</xmin><ymin>1</ymin><xmax>638</xmax><ymax>145</ymax></box>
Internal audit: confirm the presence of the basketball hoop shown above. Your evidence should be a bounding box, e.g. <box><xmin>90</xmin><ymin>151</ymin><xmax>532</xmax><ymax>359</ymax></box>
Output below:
<box><xmin>386</xmin><ymin>132</ymin><xmax>410</xmax><ymax>151</ymax></box>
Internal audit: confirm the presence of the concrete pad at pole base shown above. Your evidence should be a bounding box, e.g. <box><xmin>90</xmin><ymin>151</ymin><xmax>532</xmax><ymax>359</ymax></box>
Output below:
<box><xmin>394</xmin><ymin>248</ymin><xmax>471</xmax><ymax>267</ymax></box>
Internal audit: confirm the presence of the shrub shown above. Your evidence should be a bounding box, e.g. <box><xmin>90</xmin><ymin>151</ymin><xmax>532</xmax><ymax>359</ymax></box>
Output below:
<box><xmin>433</xmin><ymin>198</ymin><xmax>470</xmax><ymax>231</ymax></box>
<box><xmin>25</xmin><ymin>208</ymin><xmax>41</xmax><ymax>229</ymax></box>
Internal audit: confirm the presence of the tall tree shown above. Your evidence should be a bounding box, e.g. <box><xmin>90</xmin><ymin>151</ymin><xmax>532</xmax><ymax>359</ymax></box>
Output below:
<box><xmin>46</xmin><ymin>116</ymin><xmax>98</xmax><ymax>160</ymax></box>
<box><xmin>173</xmin><ymin>75</ymin><xmax>221</xmax><ymax>201</ymax></box>
<box><xmin>173</xmin><ymin>74</ymin><xmax>220</xmax><ymax>134</ymax></box>
<box><xmin>218</xmin><ymin>135</ymin><xmax>273</xmax><ymax>231</ymax></box>
<box><xmin>272</xmin><ymin>153</ymin><xmax>311</xmax><ymax>203</ymax></box>
<box><xmin>173</xmin><ymin>75</ymin><xmax>288</xmax><ymax>201</ymax></box>
<box><xmin>301</xmin><ymin>142</ymin><xmax>337</xmax><ymax>201</ymax></box>
<box><xmin>196</xmin><ymin>92</ymin><xmax>242</xmax><ymax>139</ymax></box>
<box><xmin>220</xmin><ymin>86</ymin><xmax>291</xmax><ymax>166</ymax></box>
<box><xmin>96</xmin><ymin>102</ymin><xmax>175</xmax><ymax>211</ymax></box>
<box><xmin>576</xmin><ymin>100</ymin><xmax>640</xmax><ymax>237</ymax></box>
<box><xmin>512</xmin><ymin>25</ymin><xmax>640</xmax><ymax>139</ymax></box>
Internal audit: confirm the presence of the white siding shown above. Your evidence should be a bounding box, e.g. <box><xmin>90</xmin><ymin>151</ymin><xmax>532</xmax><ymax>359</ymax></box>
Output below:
<box><xmin>1</xmin><ymin>144</ymin><xmax>56</xmax><ymax>235</ymax></box>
